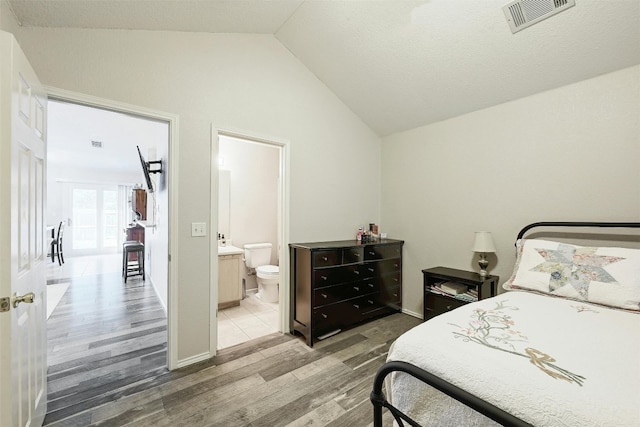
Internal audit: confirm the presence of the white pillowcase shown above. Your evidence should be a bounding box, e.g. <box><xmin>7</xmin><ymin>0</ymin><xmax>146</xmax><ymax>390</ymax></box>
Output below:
<box><xmin>503</xmin><ymin>239</ymin><xmax>640</xmax><ymax>311</ymax></box>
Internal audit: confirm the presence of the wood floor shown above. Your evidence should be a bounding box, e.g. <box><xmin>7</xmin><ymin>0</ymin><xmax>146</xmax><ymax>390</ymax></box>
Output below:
<box><xmin>44</xmin><ymin>270</ymin><xmax>421</xmax><ymax>426</ymax></box>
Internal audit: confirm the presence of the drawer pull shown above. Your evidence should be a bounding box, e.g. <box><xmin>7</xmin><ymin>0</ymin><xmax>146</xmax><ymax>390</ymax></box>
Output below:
<box><xmin>446</xmin><ymin>305</ymin><xmax>452</xmax><ymax>310</ymax></box>
<box><xmin>353</xmin><ymin>286</ymin><xmax>360</xmax><ymax>291</ymax></box>
<box><xmin>393</xmin><ymin>278</ymin><xmax>399</xmax><ymax>282</ymax></box>
<box><xmin>321</xmin><ymin>293</ymin><xmax>327</xmax><ymax>299</ymax></box>
<box><xmin>322</xmin><ymin>256</ymin><xmax>328</xmax><ymax>261</ymax></box>
<box><xmin>321</xmin><ymin>276</ymin><xmax>327</xmax><ymax>281</ymax></box>
<box><xmin>368</xmin><ymin>268</ymin><xmax>374</xmax><ymax>272</ymax></box>
<box><xmin>353</xmin><ymin>304</ymin><xmax>360</xmax><ymax>309</ymax></box>
<box><xmin>367</xmin><ymin>300</ymin><xmax>373</xmax><ymax>304</ymax></box>
<box><xmin>394</xmin><ymin>264</ymin><xmax>399</xmax><ymax>268</ymax></box>
<box><xmin>353</xmin><ymin>270</ymin><xmax>360</xmax><ymax>275</ymax></box>
<box><xmin>393</xmin><ymin>293</ymin><xmax>398</xmax><ymax>297</ymax></box>
<box><xmin>368</xmin><ymin>251</ymin><xmax>376</xmax><ymax>256</ymax></box>
<box><xmin>321</xmin><ymin>313</ymin><xmax>328</xmax><ymax>318</ymax></box>
<box><xmin>368</xmin><ymin>283</ymin><xmax>374</xmax><ymax>288</ymax></box>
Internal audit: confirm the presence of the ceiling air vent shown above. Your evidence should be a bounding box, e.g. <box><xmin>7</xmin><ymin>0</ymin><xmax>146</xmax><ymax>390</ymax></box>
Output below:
<box><xmin>503</xmin><ymin>0</ymin><xmax>575</xmax><ymax>34</ymax></box>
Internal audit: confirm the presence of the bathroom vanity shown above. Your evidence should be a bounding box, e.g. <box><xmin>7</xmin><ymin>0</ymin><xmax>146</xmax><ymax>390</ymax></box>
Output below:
<box><xmin>218</xmin><ymin>245</ymin><xmax>243</xmax><ymax>309</ymax></box>
<box><xmin>289</xmin><ymin>239</ymin><xmax>403</xmax><ymax>347</ymax></box>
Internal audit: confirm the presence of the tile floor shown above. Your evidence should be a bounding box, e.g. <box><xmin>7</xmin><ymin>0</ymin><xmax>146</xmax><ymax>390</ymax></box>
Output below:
<box><xmin>218</xmin><ymin>290</ymin><xmax>280</xmax><ymax>349</ymax></box>
<box><xmin>46</xmin><ymin>253</ymin><xmax>280</xmax><ymax>350</ymax></box>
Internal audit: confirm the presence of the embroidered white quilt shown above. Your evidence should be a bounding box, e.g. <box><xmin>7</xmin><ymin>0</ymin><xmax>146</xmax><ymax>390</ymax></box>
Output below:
<box><xmin>386</xmin><ymin>291</ymin><xmax>640</xmax><ymax>426</ymax></box>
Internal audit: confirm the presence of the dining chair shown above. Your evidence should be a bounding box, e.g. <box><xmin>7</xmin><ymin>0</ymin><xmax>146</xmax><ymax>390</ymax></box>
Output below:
<box><xmin>51</xmin><ymin>221</ymin><xmax>65</xmax><ymax>265</ymax></box>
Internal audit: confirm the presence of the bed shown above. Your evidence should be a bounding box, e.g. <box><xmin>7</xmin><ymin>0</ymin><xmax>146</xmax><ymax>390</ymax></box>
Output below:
<box><xmin>371</xmin><ymin>222</ymin><xmax>640</xmax><ymax>427</ymax></box>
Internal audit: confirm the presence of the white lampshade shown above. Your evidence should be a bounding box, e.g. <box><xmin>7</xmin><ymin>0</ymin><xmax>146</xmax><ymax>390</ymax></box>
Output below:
<box><xmin>472</xmin><ymin>231</ymin><xmax>496</xmax><ymax>253</ymax></box>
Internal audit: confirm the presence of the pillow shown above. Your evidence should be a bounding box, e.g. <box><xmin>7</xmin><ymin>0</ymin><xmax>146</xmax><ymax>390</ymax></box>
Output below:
<box><xmin>503</xmin><ymin>239</ymin><xmax>640</xmax><ymax>311</ymax></box>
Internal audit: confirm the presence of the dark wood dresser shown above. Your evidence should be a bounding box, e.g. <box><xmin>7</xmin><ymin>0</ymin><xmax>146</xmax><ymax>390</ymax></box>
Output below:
<box><xmin>289</xmin><ymin>239</ymin><xmax>403</xmax><ymax>346</ymax></box>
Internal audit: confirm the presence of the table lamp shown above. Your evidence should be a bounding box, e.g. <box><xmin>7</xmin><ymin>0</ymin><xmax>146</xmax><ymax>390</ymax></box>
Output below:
<box><xmin>472</xmin><ymin>231</ymin><xmax>496</xmax><ymax>277</ymax></box>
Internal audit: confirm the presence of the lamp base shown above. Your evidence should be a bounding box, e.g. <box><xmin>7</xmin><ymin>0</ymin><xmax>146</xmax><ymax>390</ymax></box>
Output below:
<box><xmin>478</xmin><ymin>253</ymin><xmax>489</xmax><ymax>278</ymax></box>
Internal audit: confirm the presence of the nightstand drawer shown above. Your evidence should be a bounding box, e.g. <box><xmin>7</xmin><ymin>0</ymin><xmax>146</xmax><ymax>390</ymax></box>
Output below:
<box><xmin>425</xmin><ymin>293</ymin><xmax>466</xmax><ymax>318</ymax></box>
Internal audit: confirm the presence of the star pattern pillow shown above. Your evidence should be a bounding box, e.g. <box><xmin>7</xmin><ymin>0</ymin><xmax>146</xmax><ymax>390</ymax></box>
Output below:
<box><xmin>503</xmin><ymin>239</ymin><xmax>640</xmax><ymax>311</ymax></box>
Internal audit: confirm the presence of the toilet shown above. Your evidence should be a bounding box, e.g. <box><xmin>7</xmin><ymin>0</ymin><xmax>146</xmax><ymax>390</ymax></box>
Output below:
<box><xmin>244</xmin><ymin>243</ymin><xmax>279</xmax><ymax>303</ymax></box>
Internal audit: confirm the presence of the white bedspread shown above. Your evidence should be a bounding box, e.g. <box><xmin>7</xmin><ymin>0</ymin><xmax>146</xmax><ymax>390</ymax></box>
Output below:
<box><xmin>386</xmin><ymin>291</ymin><xmax>640</xmax><ymax>426</ymax></box>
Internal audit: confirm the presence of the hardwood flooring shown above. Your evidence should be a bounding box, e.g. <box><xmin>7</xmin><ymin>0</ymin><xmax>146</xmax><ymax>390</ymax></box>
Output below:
<box><xmin>44</xmin><ymin>269</ymin><xmax>421</xmax><ymax>426</ymax></box>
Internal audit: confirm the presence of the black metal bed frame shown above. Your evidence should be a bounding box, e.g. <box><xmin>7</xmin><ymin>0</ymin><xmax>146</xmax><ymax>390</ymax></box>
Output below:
<box><xmin>370</xmin><ymin>221</ymin><xmax>640</xmax><ymax>427</ymax></box>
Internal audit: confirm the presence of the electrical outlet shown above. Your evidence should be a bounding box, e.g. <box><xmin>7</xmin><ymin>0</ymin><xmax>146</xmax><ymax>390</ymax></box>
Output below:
<box><xmin>191</xmin><ymin>222</ymin><xmax>207</xmax><ymax>237</ymax></box>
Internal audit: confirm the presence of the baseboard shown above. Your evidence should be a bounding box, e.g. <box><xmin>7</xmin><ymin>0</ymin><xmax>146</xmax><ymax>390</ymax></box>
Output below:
<box><xmin>146</xmin><ymin>274</ymin><xmax>168</xmax><ymax>316</ymax></box>
<box><xmin>402</xmin><ymin>307</ymin><xmax>423</xmax><ymax>320</ymax></box>
<box><xmin>176</xmin><ymin>352</ymin><xmax>211</xmax><ymax>369</ymax></box>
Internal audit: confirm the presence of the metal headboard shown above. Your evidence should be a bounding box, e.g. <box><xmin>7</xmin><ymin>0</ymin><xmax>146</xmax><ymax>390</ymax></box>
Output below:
<box><xmin>516</xmin><ymin>221</ymin><xmax>640</xmax><ymax>241</ymax></box>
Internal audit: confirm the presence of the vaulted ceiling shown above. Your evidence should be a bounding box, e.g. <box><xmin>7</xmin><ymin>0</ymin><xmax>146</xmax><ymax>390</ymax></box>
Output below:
<box><xmin>8</xmin><ymin>0</ymin><xmax>640</xmax><ymax>137</ymax></box>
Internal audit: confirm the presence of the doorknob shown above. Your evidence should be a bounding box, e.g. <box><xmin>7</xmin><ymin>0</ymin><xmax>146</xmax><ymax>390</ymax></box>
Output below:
<box><xmin>13</xmin><ymin>292</ymin><xmax>35</xmax><ymax>308</ymax></box>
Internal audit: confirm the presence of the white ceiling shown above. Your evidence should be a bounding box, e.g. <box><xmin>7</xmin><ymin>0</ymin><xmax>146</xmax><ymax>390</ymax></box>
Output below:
<box><xmin>48</xmin><ymin>100</ymin><xmax>168</xmax><ymax>175</ymax></box>
<box><xmin>9</xmin><ymin>0</ymin><xmax>640</xmax><ymax>137</ymax></box>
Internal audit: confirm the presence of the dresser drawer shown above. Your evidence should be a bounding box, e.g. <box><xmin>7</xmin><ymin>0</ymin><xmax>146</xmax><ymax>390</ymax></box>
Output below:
<box><xmin>364</xmin><ymin>244</ymin><xmax>402</xmax><ymax>261</ymax></box>
<box><xmin>343</xmin><ymin>247</ymin><xmax>364</xmax><ymax>264</ymax></box>
<box><xmin>313</xmin><ymin>300</ymin><xmax>359</xmax><ymax>333</ymax></box>
<box><xmin>313</xmin><ymin>250</ymin><xmax>342</xmax><ymax>267</ymax></box>
<box><xmin>313</xmin><ymin>292</ymin><xmax>386</xmax><ymax>331</ymax></box>
<box><xmin>380</xmin><ymin>284</ymin><xmax>401</xmax><ymax>310</ymax></box>
<box><xmin>350</xmin><ymin>294</ymin><xmax>383</xmax><ymax>316</ymax></box>
<box><xmin>314</xmin><ymin>279</ymin><xmax>378</xmax><ymax>308</ymax></box>
<box><xmin>313</xmin><ymin>267</ymin><xmax>346</xmax><ymax>287</ymax></box>
<box><xmin>425</xmin><ymin>293</ymin><xmax>465</xmax><ymax>318</ymax></box>
<box><xmin>378</xmin><ymin>258</ymin><xmax>401</xmax><ymax>275</ymax></box>
<box><xmin>313</xmin><ymin>304</ymin><xmax>343</xmax><ymax>334</ymax></box>
<box><xmin>380</xmin><ymin>271</ymin><xmax>401</xmax><ymax>289</ymax></box>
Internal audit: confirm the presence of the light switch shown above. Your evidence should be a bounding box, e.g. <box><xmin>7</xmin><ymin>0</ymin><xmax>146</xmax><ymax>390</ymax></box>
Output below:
<box><xmin>191</xmin><ymin>222</ymin><xmax>207</xmax><ymax>237</ymax></box>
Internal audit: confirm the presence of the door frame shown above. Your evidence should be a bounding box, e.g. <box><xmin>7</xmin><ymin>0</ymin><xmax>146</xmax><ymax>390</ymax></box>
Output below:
<box><xmin>45</xmin><ymin>86</ymin><xmax>180</xmax><ymax>369</ymax></box>
<box><xmin>209</xmin><ymin>126</ymin><xmax>290</xmax><ymax>355</ymax></box>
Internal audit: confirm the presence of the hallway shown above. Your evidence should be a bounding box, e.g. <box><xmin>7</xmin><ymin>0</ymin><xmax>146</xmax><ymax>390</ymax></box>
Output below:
<box><xmin>45</xmin><ymin>254</ymin><xmax>167</xmax><ymax>425</ymax></box>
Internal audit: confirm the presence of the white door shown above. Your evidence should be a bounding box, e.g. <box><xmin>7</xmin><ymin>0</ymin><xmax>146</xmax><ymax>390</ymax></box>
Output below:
<box><xmin>65</xmin><ymin>183</ymin><xmax>120</xmax><ymax>256</ymax></box>
<box><xmin>0</xmin><ymin>32</ymin><xmax>48</xmax><ymax>427</ymax></box>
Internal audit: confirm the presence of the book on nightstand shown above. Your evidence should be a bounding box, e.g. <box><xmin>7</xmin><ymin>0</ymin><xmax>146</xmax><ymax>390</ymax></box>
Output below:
<box><xmin>440</xmin><ymin>282</ymin><xmax>467</xmax><ymax>295</ymax></box>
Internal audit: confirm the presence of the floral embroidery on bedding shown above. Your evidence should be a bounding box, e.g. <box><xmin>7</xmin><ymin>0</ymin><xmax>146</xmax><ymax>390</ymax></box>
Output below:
<box><xmin>532</xmin><ymin>244</ymin><xmax>624</xmax><ymax>299</ymax></box>
<box><xmin>571</xmin><ymin>304</ymin><xmax>599</xmax><ymax>313</ymax></box>
<box><xmin>451</xmin><ymin>300</ymin><xmax>585</xmax><ymax>386</ymax></box>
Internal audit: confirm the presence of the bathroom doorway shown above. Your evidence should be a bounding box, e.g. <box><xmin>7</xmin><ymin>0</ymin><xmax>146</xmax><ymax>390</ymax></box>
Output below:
<box><xmin>214</xmin><ymin>130</ymin><xmax>287</xmax><ymax>350</ymax></box>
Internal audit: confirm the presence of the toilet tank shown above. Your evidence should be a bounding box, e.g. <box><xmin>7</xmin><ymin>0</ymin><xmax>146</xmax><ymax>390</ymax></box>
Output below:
<box><xmin>244</xmin><ymin>243</ymin><xmax>272</xmax><ymax>268</ymax></box>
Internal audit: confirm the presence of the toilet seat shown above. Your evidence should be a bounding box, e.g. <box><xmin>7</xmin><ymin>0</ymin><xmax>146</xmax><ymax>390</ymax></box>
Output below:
<box><xmin>256</xmin><ymin>265</ymin><xmax>279</xmax><ymax>278</ymax></box>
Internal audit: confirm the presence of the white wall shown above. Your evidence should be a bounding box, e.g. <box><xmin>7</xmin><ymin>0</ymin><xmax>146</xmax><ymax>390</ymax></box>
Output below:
<box><xmin>144</xmin><ymin>143</ymin><xmax>170</xmax><ymax>312</ymax></box>
<box><xmin>219</xmin><ymin>135</ymin><xmax>279</xmax><ymax>291</ymax></box>
<box><xmin>382</xmin><ymin>65</ymin><xmax>640</xmax><ymax>318</ymax></box>
<box><xmin>11</xmin><ymin>26</ymin><xmax>381</xmax><ymax>362</ymax></box>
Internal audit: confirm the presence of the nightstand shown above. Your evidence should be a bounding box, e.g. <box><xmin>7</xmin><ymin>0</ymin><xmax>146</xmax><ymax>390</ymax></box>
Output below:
<box><xmin>422</xmin><ymin>266</ymin><xmax>498</xmax><ymax>321</ymax></box>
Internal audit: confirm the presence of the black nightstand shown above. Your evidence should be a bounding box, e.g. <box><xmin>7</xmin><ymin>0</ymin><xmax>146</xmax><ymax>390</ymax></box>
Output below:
<box><xmin>422</xmin><ymin>266</ymin><xmax>498</xmax><ymax>321</ymax></box>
